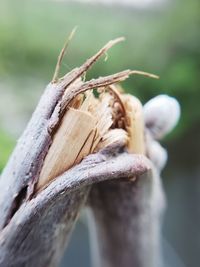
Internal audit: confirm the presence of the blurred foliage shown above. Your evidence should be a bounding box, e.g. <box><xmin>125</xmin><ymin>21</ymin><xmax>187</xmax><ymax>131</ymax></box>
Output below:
<box><xmin>0</xmin><ymin>0</ymin><xmax>199</xmax><ymax>170</ymax></box>
<box><xmin>0</xmin><ymin>129</ymin><xmax>15</xmax><ymax>171</ymax></box>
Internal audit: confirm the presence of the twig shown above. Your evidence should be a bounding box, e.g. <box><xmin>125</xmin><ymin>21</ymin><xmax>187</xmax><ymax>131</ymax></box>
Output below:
<box><xmin>130</xmin><ymin>70</ymin><xmax>159</xmax><ymax>79</ymax></box>
<box><xmin>52</xmin><ymin>27</ymin><xmax>77</xmax><ymax>83</ymax></box>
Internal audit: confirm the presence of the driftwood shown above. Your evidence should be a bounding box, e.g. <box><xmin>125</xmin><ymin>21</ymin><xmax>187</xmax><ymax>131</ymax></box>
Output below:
<box><xmin>88</xmin><ymin>165</ymin><xmax>165</xmax><ymax>267</ymax></box>
<box><xmin>0</xmin><ymin>144</ymin><xmax>149</xmax><ymax>267</ymax></box>
<box><xmin>0</xmin><ymin>37</ymin><xmax>179</xmax><ymax>267</ymax></box>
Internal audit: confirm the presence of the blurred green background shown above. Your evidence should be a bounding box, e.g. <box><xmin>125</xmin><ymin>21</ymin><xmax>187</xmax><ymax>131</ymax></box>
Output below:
<box><xmin>0</xmin><ymin>0</ymin><xmax>199</xmax><ymax>266</ymax></box>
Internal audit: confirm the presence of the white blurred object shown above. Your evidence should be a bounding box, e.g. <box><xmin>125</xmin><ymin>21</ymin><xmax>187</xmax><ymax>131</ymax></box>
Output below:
<box><xmin>146</xmin><ymin>135</ymin><xmax>168</xmax><ymax>172</ymax></box>
<box><xmin>144</xmin><ymin>95</ymin><xmax>181</xmax><ymax>140</ymax></box>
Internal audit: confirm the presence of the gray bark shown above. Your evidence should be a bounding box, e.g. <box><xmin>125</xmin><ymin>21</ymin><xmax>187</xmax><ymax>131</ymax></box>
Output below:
<box><xmin>0</xmin><ymin>39</ymin><xmax>166</xmax><ymax>266</ymax></box>
<box><xmin>88</xmin><ymin>166</ymin><xmax>165</xmax><ymax>267</ymax></box>
<box><xmin>0</xmin><ymin>78</ymin><xmax>165</xmax><ymax>266</ymax></box>
<box><xmin>0</xmin><ymin>82</ymin><xmax>165</xmax><ymax>266</ymax></box>
<box><xmin>0</xmin><ymin>146</ymin><xmax>149</xmax><ymax>267</ymax></box>
<box><xmin>0</xmin><ymin>38</ymin><xmax>132</xmax><ymax>230</ymax></box>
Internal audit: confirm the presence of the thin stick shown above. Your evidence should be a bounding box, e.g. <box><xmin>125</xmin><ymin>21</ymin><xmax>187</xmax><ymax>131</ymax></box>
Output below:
<box><xmin>130</xmin><ymin>70</ymin><xmax>159</xmax><ymax>79</ymax></box>
<box><xmin>52</xmin><ymin>27</ymin><xmax>77</xmax><ymax>83</ymax></box>
<box><xmin>59</xmin><ymin>37</ymin><xmax>125</xmax><ymax>88</ymax></box>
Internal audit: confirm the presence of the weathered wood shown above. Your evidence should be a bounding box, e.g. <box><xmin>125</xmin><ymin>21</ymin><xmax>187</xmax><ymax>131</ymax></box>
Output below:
<box><xmin>0</xmin><ymin>82</ymin><xmax>62</xmax><ymax>229</ymax></box>
<box><xmin>0</xmin><ymin>38</ymin><xmax>134</xmax><ymax>230</ymax></box>
<box><xmin>0</xmin><ymin>146</ymin><xmax>149</xmax><ymax>267</ymax></box>
<box><xmin>86</xmin><ymin>94</ymin><xmax>181</xmax><ymax>267</ymax></box>
<box><xmin>88</xmin><ymin>165</ymin><xmax>165</xmax><ymax>267</ymax></box>
<box><xmin>0</xmin><ymin>37</ymin><xmax>174</xmax><ymax>267</ymax></box>
<box><xmin>0</xmin><ymin>87</ymin><xmax>167</xmax><ymax>267</ymax></box>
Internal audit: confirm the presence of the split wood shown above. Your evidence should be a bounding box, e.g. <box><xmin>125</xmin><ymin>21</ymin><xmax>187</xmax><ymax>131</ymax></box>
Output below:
<box><xmin>0</xmin><ymin>37</ymin><xmax>165</xmax><ymax>267</ymax></box>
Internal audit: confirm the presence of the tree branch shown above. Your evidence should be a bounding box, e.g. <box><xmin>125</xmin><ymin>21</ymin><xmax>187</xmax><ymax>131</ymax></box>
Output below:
<box><xmin>87</xmin><ymin>165</ymin><xmax>166</xmax><ymax>267</ymax></box>
<box><xmin>0</xmin><ymin>147</ymin><xmax>149</xmax><ymax>267</ymax></box>
<box><xmin>0</xmin><ymin>38</ymin><xmax>171</xmax><ymax>267</ymax></box>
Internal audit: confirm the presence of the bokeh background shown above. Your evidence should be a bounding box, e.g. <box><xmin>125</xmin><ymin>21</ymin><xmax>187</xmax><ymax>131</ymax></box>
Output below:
<box><xmin>0</xmin><ymin>0</ymin><xmax>199</xmax><ymax>266</ymax></box>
